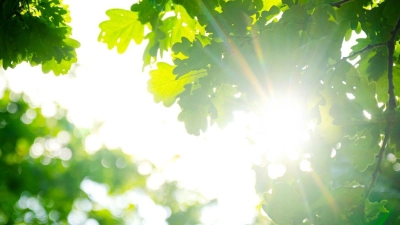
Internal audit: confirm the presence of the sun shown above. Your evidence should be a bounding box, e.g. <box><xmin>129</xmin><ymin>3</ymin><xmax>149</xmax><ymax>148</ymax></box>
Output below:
<box><xmin>250</xmin><ymin>97</ymin><xmax>311</xmax><ymax>177</ymax></box>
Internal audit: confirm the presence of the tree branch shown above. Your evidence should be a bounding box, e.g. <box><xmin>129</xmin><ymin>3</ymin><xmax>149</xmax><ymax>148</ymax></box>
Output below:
<box><xmin>365</xmin><ymin>17</ymin><xmax>400</xmax><ymax>200</ymax></box>
<box><xmin>343</xmin><ymin>43</ymin><xmax>386</xmax><ymax>61</ymax></box>
<box><xmin>331</xmin><ymin>0</ymin><xmax>356</xmax><ymax>8</ymax></box>
<box><xmin>327</xmin><ymin>43</ymin><xmax>385</xmax><ymax>68</ymax></box>
<box><xmin>364</xmin><ymin>126</ymin><xmax>391</xmax><ymax>199</ymax></box>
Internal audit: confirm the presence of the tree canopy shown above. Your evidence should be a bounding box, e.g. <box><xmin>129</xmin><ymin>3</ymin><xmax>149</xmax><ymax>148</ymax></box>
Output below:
<box><xmin>1</xmin><ymin>0</ymin><xmax>400</xmax><ymax>224</ymax></box>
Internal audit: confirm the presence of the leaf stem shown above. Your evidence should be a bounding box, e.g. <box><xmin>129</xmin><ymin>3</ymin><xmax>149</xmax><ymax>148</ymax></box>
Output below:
<box><xmin>330</xmin><ymin>0</ymin><xmax>356</xmax><ymax>8</ymax></box>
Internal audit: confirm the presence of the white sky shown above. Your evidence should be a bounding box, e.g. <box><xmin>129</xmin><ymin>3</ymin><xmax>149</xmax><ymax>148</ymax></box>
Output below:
<box><xmin>1</xmin><ymin>0</ymin><xmax>264</xmax><ymax>224</ymax></box>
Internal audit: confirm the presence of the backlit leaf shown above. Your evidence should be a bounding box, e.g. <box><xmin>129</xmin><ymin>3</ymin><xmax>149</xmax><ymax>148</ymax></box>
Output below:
<box><xmin>98</xmin><ymin>9</ymin><xmax>144</xmax><ymax>54</ymax></box>
<box><xmin>148</xmin><ymin>62</ymin><xmax>207</xmax><ymax>107</ymax></box>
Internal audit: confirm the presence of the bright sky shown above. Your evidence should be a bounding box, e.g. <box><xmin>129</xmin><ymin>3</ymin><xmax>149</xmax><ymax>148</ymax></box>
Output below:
<box><xmin>1</xmin><ymin>0</ymin><xmax>264</xmax><ymax>224</ymax></box>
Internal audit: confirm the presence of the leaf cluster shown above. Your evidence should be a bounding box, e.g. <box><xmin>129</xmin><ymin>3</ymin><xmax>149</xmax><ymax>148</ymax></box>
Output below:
<box><xmin>0</xmin><ymin>0</ymin><xmax>79</xmax><ymax>75</ymax></box>
<box><xmin>98</xmin><ymin>0</ymin><xmax>400</xmax><ymax>224</ymax></box>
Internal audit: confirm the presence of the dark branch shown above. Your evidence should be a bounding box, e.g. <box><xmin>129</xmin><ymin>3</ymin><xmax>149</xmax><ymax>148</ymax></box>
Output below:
<box><xmin>327</xmin><ymin>43</ymin><xmax>386</xmax><ymax>69</ymax></box>
<box><xmin>331</xmin><ymin>0</ymin><xmax>356</xmax><ymax>8</ymax></box>
<box><xmin>364</xmin><ymin>126</ymin><xmax>391</xmax><ymax>199</ymax></box>
<box><xmin>365</xmin><ymin>17</ymin><xmax>400</xmax><ymax>200</ymax></box>
<box><xmin>343</xmin><ymin>43</ymin><xmax>386</xmax><ymax>61</ymax></box>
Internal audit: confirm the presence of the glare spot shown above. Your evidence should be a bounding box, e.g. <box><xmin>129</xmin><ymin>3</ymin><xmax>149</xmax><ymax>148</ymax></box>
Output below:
<box><xmin>101</xmin><ymin>158</ymin><xmax>111</xmax><ymax>168</ymax></box>
<box><xmin>7</xmin><ymin>103</ymin><xmax>18</xmax><ymax>113</ymax></box>
<box><xmin>138</xmin><ymin>161</ymin><xmax>153</xmax><ymax>175</ymax></box>
<box><xmin>59</xmin><ymin>148</ymin><xmax>72</xmax><ymax>161</ymax></box>
<box><xmin>24</xmin><ymin>211</ymin><xmax>35</xmax><ymax>223</ymax></box>
<box><xmin>85</xmin><ymin>134</ymin><xmax>102</xmax><ymax>154</ymax></box>
<box><xmin>30</xmin><ymin>143</ymin><xmax>45</xmax><ymax>158</ymax></box>
<box><xmin>330</xmin><ymin>148</ymin><xmax>337</xmax><ymax>158</ymax></box>
<box><xmin>27</xmin><ymin>198</ymin><xmax>40</xmax><ymax>211</ymax></box>
<box><xmin>41</xmin><ymin>102</ymin><xmax>57</xmax><ymax>118</ymax></box>
<box><xmin>147</xmin><ymin>173</ymin><xmax>165</xmax><ymax>190</ymax></box>
<box><xmin>57</xmin><ymin>131</ymin><xmax>71</xmax><ymax>144</ymax></box>
<box><xmin>116</xmin><ymin>157</ymin><xmax>127</xmax><ymax>169</ymax></box>
<box><xmin>76</xmin><ymin>199</ymin><xmax>92</xmax><ymax>212</ymax></box>
<box><xmin>41</xmin><ymin>157</ymin><xmax>51</xmax><ymax>165</ymax></box>
<box><xmin>26</xmin><ymin>108</ymin><xmax>37</xmax><ymax>119</ymax></box>
<box><xmin>267</xmin><ymin>163</ymin><xmax>286</xmax><ymax>179</ymax></box>
<box><xmin>45</xmin><ymin>138</ymin><xmax>62</xmax><ymax>151</ymax></box>
<box><xmin>299</xmin><ymin>160</ymin><xmax>312</xmax><ymax>172</ymax></box>
<box><xmin>9</xmin><ymin>92</ymin><xmax>21</xmax><ymax>102</ymax></box>
<box><xmin>387</xmin><ymin>153</ymin><xmax>396</xmax><ymax>163</ymax></box>
<box><xmin>49</xmin><ymin>210</ymin><xmax>60</xmax><ymax>221</ymax></box>
<box><xmin>46</xmin><ymin>118</ymin><xmax>57</xmax><ymax>127</ymax></box>
<box><xmin>363</xmin><ymin>110</ymin><xmax>372</xmax><ymax>120</ymax></box>
<box><xmin>84</xmin><ymin>219</ymin><xmax>100</xmax><ymax>225</ymax></box>
<box><xmin>286</xmin><ymin>150</ymin><xmax>300</xmax><ymax>160</ymax></box>
<box><xmin>21</xmin><ymin>113</ymin><xmax>33</xmax><ymax>124</ymax></box>
<box><xmin>18</xmin><ymin>195</ymin><xmax>29</xmax><ymax>209</ymax></box>
<box><xmin>346</xmin><ymin>93</ymin><xmax>355</xmax><ymax>100</ymax></box>
<box><xmin>68</xmin><ymin>210</ymin><xmax>87</xmax><ymax>225</ymax></box>
<box><xmin>394</xmin><ymin>162</ymin><xmax>400</xmax><ymax>171</ymax></box>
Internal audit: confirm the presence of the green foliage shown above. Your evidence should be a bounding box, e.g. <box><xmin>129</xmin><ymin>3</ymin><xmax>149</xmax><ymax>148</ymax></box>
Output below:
<box><xmin>2</xmin><ymin>0</ymin><xmax>400</xmax><ymax>224</ymax></box>
<box><xmin>0</xmin><ymin>0</ymin><xmax>79</xmax><ymax>75</ymax></box>
<box><xmin>96</xmin><ymin>0</ymin><xmax>400</xmax><ymax>224</ymax></box>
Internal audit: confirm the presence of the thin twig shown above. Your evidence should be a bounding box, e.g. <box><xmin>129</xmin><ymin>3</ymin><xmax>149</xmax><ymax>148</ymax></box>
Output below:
<box><xmin>343</xmin><ymin>43</ymin><xmax>386</xmax><ymax>61</ymax></box>
<box><xmin>327</xmin><ymin>43</ymin><xmax>386</xmax><ymax>69</ymax></box>
<box><xmin>331</xmin><ymin>0</ymin><xmax>356</xmax><ymax>8</ymax></box>
<box><xmin>364</xmin><ymin>17</ymin><xmax>400</xmax><ymax>200</ymax></box>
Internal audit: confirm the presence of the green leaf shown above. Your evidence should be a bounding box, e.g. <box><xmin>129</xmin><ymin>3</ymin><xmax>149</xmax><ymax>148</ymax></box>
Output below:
<box><xmin>41</xmin><ymin>56</ymin><xmax>76</xmax><ymax>75</ymax></box>
<box><xmin>316</xmin><ymin>88</ymin><xmax>345</xmax><ymax>144</ymax></box>
<box><xmin>263</xmin><ymin>182</ymin><xmax>307</xmax><ymax>224</ymax></box>
<box><xmin>159</xmin><ymin>5</ymin><xmax>204</xmax><ymax>51</ymax></box>
<box><xmin>340</xmin><ymin>128</ymin><xmax>381</xmax><ymax>172</ymax></box>
<box><xmin>41</xmin><ymin>37</ymin><xmax>80</xmax><ymax>75</ymax></box>
<box><xmin>210</xmin><ymin>84</ymin><xmax>240</xmax><ymax>128</ymax></box>
<box><xmin>98</xmin><ymin>9</ymin><xmax>144</xmax><ymax>54</ymax></box>
<box><xmin>148</xmin><ymin>62</ymin><xmax>207</xmax><ymax>107</ymax></box>
<box><xmin>178</xmin><ymin>88</ymin><xmax>211</xmax><ymax>135</ymax></box>
<box><xmin>365</xmin><ymin>200</ymin><xmax>389</xmax><ymax>222</ymax></box>
<box><xmin>262</xmin><ymin>0</ymin><xmax>282</xmax><ymax>10</ymax></box>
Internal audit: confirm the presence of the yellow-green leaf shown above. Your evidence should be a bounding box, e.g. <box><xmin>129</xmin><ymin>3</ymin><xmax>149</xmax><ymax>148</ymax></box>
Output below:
<box><xmin>148</xmin><ymin>62</ymin><xmax>207</xmax><ymax>107</ymax></box>
<box><xmin>98</xmin><ymin>9</ymin><xmax>144</xmax><ymax>54</ymax></box>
